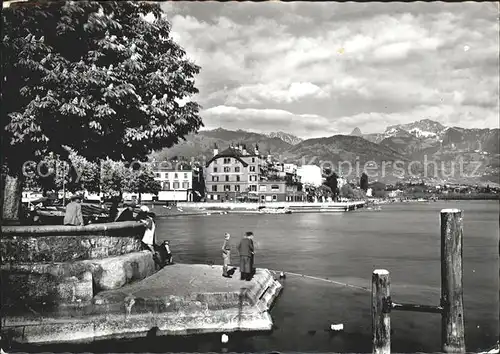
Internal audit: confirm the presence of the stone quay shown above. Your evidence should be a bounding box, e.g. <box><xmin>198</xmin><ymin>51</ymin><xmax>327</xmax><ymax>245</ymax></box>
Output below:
<box><xmin>1</xmin><ymin>221</ymin><xmax>282</xmax><ymax>345</ymax></box>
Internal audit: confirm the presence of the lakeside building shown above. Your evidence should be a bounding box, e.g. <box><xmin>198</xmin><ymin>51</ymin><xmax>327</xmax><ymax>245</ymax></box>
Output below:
<box><xmin>123</xmin><ymin>163</ymin><xmax>195</xmax><ymax>202</ymax></box>
<box><xmin>151</xmin><ymin>165</ymin><xmax>193</xmax><ymax>202</ymax></box>
<box><xmin>204</xmin><ymin>144</ymin><xmax>305</xmax><ymax>202</ymax></box>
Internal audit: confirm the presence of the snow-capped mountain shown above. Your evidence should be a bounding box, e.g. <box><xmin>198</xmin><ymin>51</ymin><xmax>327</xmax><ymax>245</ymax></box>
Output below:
<box><xmin>385</xmin><ymin>119</ymin><xmax>446</xmax><ymax>140</ymax></box>
<box><xmin>267</xmin><ymin>131</ymin><xmax>303</xmax><ymax>145</ymax></box>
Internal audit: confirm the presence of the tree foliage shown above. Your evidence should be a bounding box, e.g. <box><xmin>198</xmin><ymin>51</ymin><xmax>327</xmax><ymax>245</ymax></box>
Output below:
<box><xmin>3</xmin><ymin>1</ymin><xmax>202</xmax><ymax>166</ymax></box>
<box><xmin>99</xmin><ymin>159</ymin><xmax>127</xmax><ymax>198</ymax></box>
<box><xmin>23</xmin><ymin>149</ymin><xmax>100</xmax><ymax>193</ymax></box>
<box><xmin>2</xmin><ymin>1</ymin><xmax>202</xmax><ymax>220</ymax></box>
<box><xmin>323</xmin><ymin>168</ymin><xmax>339</xmax><ymax>199</ymax></box>
<box><xmin>360</xmin><ymin>172</ymin><xmax>369</xmax><ymax>192</ymax></box>
<box><xmin>340</xmin><ymin>184</ymin><xmax>355</xmax><ymax>199</ymax></box>
<box><xmin>126</xmin><ymin>163</ymin><xmax>161</xmax><ymax>198</ymax></box>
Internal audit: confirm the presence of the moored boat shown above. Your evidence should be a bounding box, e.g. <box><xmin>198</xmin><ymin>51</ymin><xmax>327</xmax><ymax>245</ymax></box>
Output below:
<box><xmin>258</xmin><ymin>206</ymin><xmax>292</xmax><ymax>214</ymax></box>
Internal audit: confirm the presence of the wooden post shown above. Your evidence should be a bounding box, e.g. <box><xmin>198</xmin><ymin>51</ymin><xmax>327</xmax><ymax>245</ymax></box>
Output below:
<box><xmin>372</xmin><ymin>269</ymin><xmax>391</xmax><ymax>354</ymax></box>
<box><xmin>440</xmin><ymin>209</ymin><xmax>465</xmax><ymax>353</ymax></box>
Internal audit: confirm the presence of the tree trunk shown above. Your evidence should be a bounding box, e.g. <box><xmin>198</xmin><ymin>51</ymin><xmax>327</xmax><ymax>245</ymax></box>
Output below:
<box><xmin>2</xmin><ymin>171</ymin><xmax>23</xmax><ymax>225</ymax></box>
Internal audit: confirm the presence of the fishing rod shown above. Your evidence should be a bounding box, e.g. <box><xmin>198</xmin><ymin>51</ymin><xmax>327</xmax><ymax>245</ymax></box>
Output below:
<box><xmin>267</xmin><ymin>268</ymin><xmax>371</xmax><ymax>293</ymax></box>
<box><xmin>217</xmin><ymin>262</ymin><xmax>371</xmax><ymax>293</ymax></box>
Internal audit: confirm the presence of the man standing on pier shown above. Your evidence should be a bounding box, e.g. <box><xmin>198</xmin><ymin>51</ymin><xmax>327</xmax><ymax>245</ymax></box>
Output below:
<box><xmin>222</xmin><ymin>233</ymin><xmax>231</xmax><ymax>278</ymax></box>
<box><xmin>248</xmin><ymin>233</ymin><xmax>256</xmax><ymax>277</ymax></box>
<box><xmin>238</xmin><ymin>231</ymin><xmax>254</xmax><ymax>281</ymax></box>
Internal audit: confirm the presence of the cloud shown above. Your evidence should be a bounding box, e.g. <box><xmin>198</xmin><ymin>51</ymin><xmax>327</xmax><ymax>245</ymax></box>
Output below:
<box><xmin>226</xmin><ymin>82</ymin><xmax>329</xmax><ymax>105</ymax></box>
<box><xmin>162</xmin><ymin>2</ymin><xmax>499</xmax><ymax>135</ymax></box>
<box><xmin>201</xmin><ymin>105</ymin><xmax>337</xmax><ymax>138</ymax></box>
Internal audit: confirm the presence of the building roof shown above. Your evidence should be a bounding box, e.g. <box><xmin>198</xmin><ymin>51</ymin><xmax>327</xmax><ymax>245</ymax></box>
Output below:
<box><xmin>154</xmin><ymin>168</ymin><xmax>193</xmax><ymax>172</ymax></box>
<box><xmin>206</xmin><ymin>145</ymin><xmax>260</xmax><ymax>167</ymax></box>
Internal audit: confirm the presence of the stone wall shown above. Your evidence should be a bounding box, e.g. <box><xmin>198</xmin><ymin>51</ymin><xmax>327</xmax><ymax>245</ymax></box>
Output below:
<box><xmin>1</xmin><ymin>221</ymin><xmax>156</xmax><ymax>313</ymax></box>
<box><xmin>1</xmin><ymin>222</ymin><xmax>145</xmax><ymax>263</ymax></box>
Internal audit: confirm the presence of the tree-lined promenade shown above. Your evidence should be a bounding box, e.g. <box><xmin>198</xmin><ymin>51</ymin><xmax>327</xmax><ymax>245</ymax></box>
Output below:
<box><xmin>2</xmin><ymin>1</ymin><xmax>203</xmax><ymax>224</ymax></box>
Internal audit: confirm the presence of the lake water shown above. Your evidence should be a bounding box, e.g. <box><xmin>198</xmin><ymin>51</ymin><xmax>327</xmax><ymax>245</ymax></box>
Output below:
<box><xmin>152</xmin><ymin>200</ymin><xmax>499</xmax><ymax>352</ymax></box>
<box><xmin>13</xmin><ymin>201</ymin><xmax>498</xmax><ymax>353</ymax></box>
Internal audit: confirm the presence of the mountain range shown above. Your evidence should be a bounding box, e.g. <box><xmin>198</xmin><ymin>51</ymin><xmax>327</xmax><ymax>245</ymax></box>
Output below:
<box><xmin>151</xmin><ymin>120</ymin><xmax>499</xmax><ymax>185</ymax></box>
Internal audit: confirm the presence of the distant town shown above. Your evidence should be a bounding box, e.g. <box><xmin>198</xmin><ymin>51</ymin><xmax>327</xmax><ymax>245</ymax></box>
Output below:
<box><xmin>22</xmin><ymin>141</ymin><xmax>500</xmax><ymax>206</ymax></box>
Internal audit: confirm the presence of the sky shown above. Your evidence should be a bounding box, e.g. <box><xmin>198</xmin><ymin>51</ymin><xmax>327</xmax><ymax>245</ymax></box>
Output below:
<box><xmin>160</xmin><ymin>2</ymin><xmax>499</xmax><ymax>139</ymax></box>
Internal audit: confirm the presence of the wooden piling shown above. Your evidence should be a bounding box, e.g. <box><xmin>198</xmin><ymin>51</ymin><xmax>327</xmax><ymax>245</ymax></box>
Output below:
<box><xmin>440</xmin><ymin>209</ymin><xmax>465</xmax><ymax>353</ymax></box>
<box><xmin>372</xmin><ymin>269</ymin><xmax>391</xmax><ymax>354</ymax></box>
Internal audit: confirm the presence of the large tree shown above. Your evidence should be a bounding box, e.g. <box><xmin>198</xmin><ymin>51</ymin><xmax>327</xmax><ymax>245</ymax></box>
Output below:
<box><xmin>125</xmin><ymin>163</ymin><xmax>161</xmax><ymax>203</ymax></box>
<box><xmin>323</xmin><ymin>168</ymin><xmax>339</xmax><ymax>200</ymax></box>
<box><xmin>2</xmin><ymin>1</ymin><xmax>202</xmax><ymax>222</ymax></box>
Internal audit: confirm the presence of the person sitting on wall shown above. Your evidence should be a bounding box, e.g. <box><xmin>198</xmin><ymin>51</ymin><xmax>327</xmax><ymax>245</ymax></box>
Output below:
<box><xmin>157</xmin><ymin>240</ymin><xmax>174</xmax><ymax>267</ymax></box>
<box><xmin>63</xmin><ymin>195</ymin><xmax>84</xmax><ymax>226</ymax></box>
<box><xmin>136</xmin><ymin>206</ymin><xmax>156</xmax><ymax>253</ymax></box>
<box><xmin>115</xmin><ymin>203</ymin><xmax>136</xmax><ymax>221</ymax></box>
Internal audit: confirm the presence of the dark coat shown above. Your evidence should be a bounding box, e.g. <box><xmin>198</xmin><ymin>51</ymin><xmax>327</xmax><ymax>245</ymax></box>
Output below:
<box><xmin>238</xmin><ymin>237</ymin><xmax>254</xmax><ymax>257</ymax></box>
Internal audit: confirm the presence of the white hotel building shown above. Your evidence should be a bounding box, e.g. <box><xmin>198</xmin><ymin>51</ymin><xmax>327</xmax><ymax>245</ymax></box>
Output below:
<box><xmin>122</xmin><ymin>167</ymin><xmax>193</xmax><ymax>202</ymax></box>
<box><xmin>153</xmin><ymin>168</ymin><xmax>193</xmax><ymax>202</ymax></box>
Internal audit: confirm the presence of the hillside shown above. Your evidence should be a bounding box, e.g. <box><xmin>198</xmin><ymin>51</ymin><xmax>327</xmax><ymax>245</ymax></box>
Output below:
<box><xmin>283</xmin><ymin>135</ymin><xmax>408</xmax><ymax>178</ymax></box>
<box><xmin>151</xmin><ymin>128</ymin><xmax>292</xmax><ymax>162</ymax></box>
<box><xmin>150</xmin><ymin>121</ymin><xmax>499</xmax><ymax>185</ymax></box>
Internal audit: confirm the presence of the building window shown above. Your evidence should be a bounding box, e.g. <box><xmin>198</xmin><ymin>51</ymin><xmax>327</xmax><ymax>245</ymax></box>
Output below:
<box><xmin>182</xmin><ymin>182</ymin><xmax>189</xmax><ymax>189</ymax></box>
<box><xmin>163</xmin><ymin>182</ymin><xmax>170</xmax><ymax>191</ymax></box>
<box><xmin>224</xmin><ymin>167</ymin><xmax>230</xmax><ymax>172</ymax></box>
<box><xmin>271</xmin><ymin>185</ymin><xmax>280</xmax><ymax>190</ymax></box>
<box><xmin>174</xmin><ymin>173</ymin><xmax>178</xmax><ymax>179</ymax></box>
<box><xmin>236</xmin><ymin>175</ymin><xmax>240</xmax><ymax>182</ymax></box>
<box><xmin>259</xmin><ymin>185</ymin><xmax>267</xmax><ymax>192</ymax></box>
<box><xmin>213</xmin><ymin>167</ymin><xmax>218</xmax><ymax>173</ymax></box>
<box><xmin>225</xmin><ymin>175</ymin><xmax>229</xmax><ymax>182</ymax></box>
<box><xmin>212</xmin><ymin>185</ymin><xmax>217</xmax><ymax>192</ymax></box>
<box><xmin>209</xmin><ymin>194</ymin><xmax>213</xmax><ymax>200</ymax></box>
<box><xmin>223</xmin><ymin>158</ymin><xmax>231</xmax><ymax>164</ymax></box>
<box><xmin>155</xmin><ymin>173</ymin><xmax>161</xmax><ymax>178</ymax></box>
<box><xmin>183</xmin><ymin>173</ymin><xmax>188</xmax><ymax>179</ymax></box>
<box><xmin>252</xmin><ymin>157</ymin><xmax>256</xmax><ymax>163</ymax></box>
<box><xmin>249</xmin><ymin>185</ymin><xmax>257</xmax><ymax>192</ymax></box>
<box><xmin>272</xmin><ymin>195</ymin><xmax>277</xmax><ymax>201</ymax></box>
<box><xmin>250</xmin><ymin>166</ymin><xmax>256</xmax><ymax>172</ymax></box>
<box><xmin>235</xmin><ymin>167</ymin><xmax>240</xmax><ymax>173</ymax></box>
<box><xmin>224</xmin><ymin>185</ymin><xmax>231</xmax><ymax>192</ymax></box>
<box><xmin>235</xmin><ymin>185</ymin><xmax>240</xmax><ymax>192</ymax></box>
<box><xmin>173</xmin><ymin>182</ymin><xmax>180</xmax><ymax>189</ymax></box>
<box><xmin>212</xmin><ymin>176</ymin><xmax>219</xmax><ymax>182</ymax></box>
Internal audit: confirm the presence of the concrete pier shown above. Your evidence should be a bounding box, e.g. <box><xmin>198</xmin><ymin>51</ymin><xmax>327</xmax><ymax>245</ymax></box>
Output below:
<box><xmin>171</xmin><ymin>201</ymin><xmax>366</xmax><ymax>215</ymax></box>
<box><xmin>2</xmin><ymin>264</ymin><xmax>282</xmax><ymax>345</ymax></box>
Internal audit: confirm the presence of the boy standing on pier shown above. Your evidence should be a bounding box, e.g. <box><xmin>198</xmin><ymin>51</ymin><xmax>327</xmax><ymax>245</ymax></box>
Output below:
<box><xmin>222</xmin><ymin>233</ymin><xmax>231</xmax><ymax>278</ymax></box>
